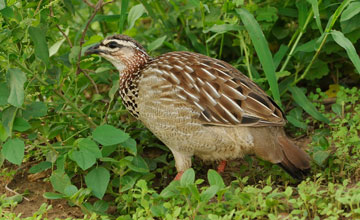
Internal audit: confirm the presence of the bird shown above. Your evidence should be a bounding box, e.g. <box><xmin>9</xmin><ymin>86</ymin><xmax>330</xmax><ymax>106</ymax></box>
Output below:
<box><xmin>85</xmin><ymin>34</ymin><xmax>311</xmax><ymax>181</ymax></box>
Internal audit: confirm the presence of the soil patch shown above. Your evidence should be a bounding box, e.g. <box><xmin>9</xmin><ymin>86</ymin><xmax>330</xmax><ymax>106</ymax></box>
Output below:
<box><xmin>0</xmin><ymin>161</ymin><xmax>83</xmax><ymax>219</ymax></box>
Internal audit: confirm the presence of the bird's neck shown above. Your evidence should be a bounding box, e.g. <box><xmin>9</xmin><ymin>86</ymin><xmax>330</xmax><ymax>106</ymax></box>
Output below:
<box><xmin>118</xmin><ymin>50</ymin><xmax>151</xmax><ymax>77</ymax></box>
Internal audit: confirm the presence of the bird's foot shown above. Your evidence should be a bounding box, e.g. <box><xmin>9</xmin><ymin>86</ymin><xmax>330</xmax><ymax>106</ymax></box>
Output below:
<box><xmin>217</xmin><ymin>160</ymin><xmax>227</xmax><ymax>173</ymax></box>
<box><xmin>174</xmin><ymin>171</ymin><xmax>184</xmax><ymax>181</ymax></box>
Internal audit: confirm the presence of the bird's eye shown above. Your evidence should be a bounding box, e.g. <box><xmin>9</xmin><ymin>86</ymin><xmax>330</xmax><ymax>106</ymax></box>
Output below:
<box><xmin>107</xmin><ymin>41</ymin><xmax>119</xmax><ymax>49</ymax></box>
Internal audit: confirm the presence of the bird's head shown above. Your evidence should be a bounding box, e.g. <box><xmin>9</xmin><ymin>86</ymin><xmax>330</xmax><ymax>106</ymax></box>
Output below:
<box><xmin>85</xmin><ymin>35</ymin><xmax>150</xmax><ymax>74</ymax></box>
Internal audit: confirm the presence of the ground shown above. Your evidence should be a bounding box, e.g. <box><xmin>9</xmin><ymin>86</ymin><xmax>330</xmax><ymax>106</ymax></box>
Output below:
<box><xmin>0</xmin><ymin>161</ymin><xmax>84</xmax><ymax>219</ymax></box>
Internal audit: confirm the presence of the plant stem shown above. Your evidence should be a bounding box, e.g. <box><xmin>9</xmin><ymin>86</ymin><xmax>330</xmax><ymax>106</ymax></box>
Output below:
<box><xmin>293</xmin><ymin>33</ymin><xmax>329</xmax><ymax>85</ymax></box>
<box><xmin>13</xmin><ymin>60</ymin><xmax>98</xmax><ymax>128</ymax></box>
<box><xmin>279</xmin><ymin>10</ymin><xmax>314</xmax><ymax>73</ymax></box>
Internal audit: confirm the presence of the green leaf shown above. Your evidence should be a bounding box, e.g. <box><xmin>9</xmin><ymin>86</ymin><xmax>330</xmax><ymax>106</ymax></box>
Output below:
<box><xmin>340</xmin><ymin>2</ymin><xmax>360</xmax><ymax>22</ymax></box>
<box><xmin>128</xmin><ymin>4</ymin><xmax>145</xmax><ymax>29</ymax></box>
<box><xmin>207</xmin><ymin>169</ymin><xmax>225</xmax><ymax>189</ymax></box>
<box><xmin>119</xmin><ymin>175</ymin><xmax>137</xmax><ymax>192</ymax></box>
<box><xmin>186</xmin><ymin>27</ymin><xmax>207</xmax><ymax>55</ymax></box>
<box><xmin>331</xmin><ymin>30</ymin><xmax>360</xmax><ymax>75</ymax></box>
<box><xmin>204</xmin><ymin>24</ymin><xmax>242</xmax><ymax>33</ymax></box>
<box><xmin>0</xmin><ymin>82</ymin><xmax>10</xmax><ymax>106</ymax></box>
<box><xmin>306</xmin><ymin>60</ymin><xmax>329</xmax><ymax>80</ymax></box>
<box><xmin>273</xmin><ymin>44</ymin><xmax>288</xmax><ymax>70</ymax></box>
<box><xmin>200</xmin><ymin>185</ymin><xmax>219</xmax><ymax>202</ymax></box>
<box><xmin>289</xmin><ymin>87</ymin><xmax>329</xmax><ymax>123</ymax></box>
<box><xmin>1</xmin><ymin>138</ymin><xmax>24</xmax><ymax>165</ymax></box>
<box><xmin>29</xmin><ymin>161</ymin><xmax>52</xmax><ymax>174</ymax></box>
<box><xmin>7</xmin><ymin>68</ymin><xmax>26</xmax><ymax>107</ymax></box>
<box><xmin>43</xmin><ymin>192</ymin><xmax>65</xmax><ymax>200</ymax></box>
<box><xmin>313</xmin><ymin>150</ymin><xmax>330</xmax><ymax>166</ymax></box>
<box><xmin>109</xmin><ymin>79</ymin><xmax>119</xmax><ymax>102</ymax></box>
<box><xmin>49</xmin><ymin>28</ymin><xmax>69</xmax><ymax>57</ymax></box>
<box><xmin>0</xmin><ymin>123</ymin><xmax>8</xmax><ymax>142</ymax></box>
<box><xmin>118</xmin><ymin>0</ymin><xmax>129</xmax><ymax>33</ymax></box>
<box><xmin>85</xmin><ymin>167</ymin><xmax>110</xmax><ymax>199</ymax></box>
<box><xmin>92</xmin><ymin>124</ymin><xmax>129</xmax><ymax>146</ymax></box>
<box><xmin>93</xmin><ymin>200</ymin><xmax>109</xmax><ymax>213</ymax></box>
<box><xmin>70</xmin><ymin>150</ymin><xmax>96</xmax><ymax>170</ymax></box>
<box><xmin>180</xmin><ymin>168</ymin><xmax>195</xmax><ymax>186</ymax></box>
<box><xmin>2</xmin><ymin>106</ymin><xmax>17</xmax><ymax>137</ymax></box>
<box><xmin>28</xmin><ymin>26</ymin><xmax>49</xmax><ymax>66</ymax></box>
<box><xmin>79</xmin><ymin>138</ymin><xmax>102</xmax><ymax>158</ymax></box>
<box><xmin>128</xmin><ymin>155</ymin><xmax>149</xmax><ymax>173</ymax></box>
<box><xmin>83</xmin><ymin>35</ymin><xmax>103</xmax><ymax>47</ymax></box>
<box><xmin>0</xmin><ymin>0</ymin><xmax>5</xmax><ymax>10</ymax></box>
<box><xmin>13</xmin><ymin>117</ymin><xmax>31</xmax><ymax>132</ymax></box>
<box><xmin>287</xmin><ymin>115</ymin><xmax>307</xmax><ymax>129</ymax></box>
<box><xmin>236</xmin><ymin>8</ymin><xmax>281</xmax><ymax>107</ymax></box>
<box><xmin>147</xmin><ymin>36</ymin><xmax>166</xmax><ymax>52</ymax></box>
<box><xmin>306</xmin><ymin>0</ymin><xmax>323</xmax><ymax>33</ymax></box>
<box><xmin>50</xmin><ymin>170</ymin><xmax>72</xmax><ymax>194</ymax></box>
<box><xmin>23</xmin><ymin>102</ymin><xmax>48</xmax><ymax>119</ymax></box>
<box><xmin>64</xmin><ymin>185</ymin><xmax>78</xmax><ymax>197</ymax></box>
<box><xmin>69</xmin><ymin>46</ymin><xmax>80</xmax><ymax>64</ymax></box>
<box><xmin>331</xmin><ymin>103</ymin><xmax>342</xmax><ymax>116</ymax></box>
<box><xmin>121</xmin><ymin>138</ymin><xmax>137</xmax><ymax>155</ymax></box>
<box><xmin>160</xmin><ymin>180</ymin><xmax>180</xmax><ymax>198</ymax></box>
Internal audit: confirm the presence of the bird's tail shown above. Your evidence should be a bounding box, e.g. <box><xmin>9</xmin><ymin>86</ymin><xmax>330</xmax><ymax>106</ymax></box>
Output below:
<box><xmin>277</xmin><ymin>136</ymin><xmax>311</xmax><ymax>179</ymax></box>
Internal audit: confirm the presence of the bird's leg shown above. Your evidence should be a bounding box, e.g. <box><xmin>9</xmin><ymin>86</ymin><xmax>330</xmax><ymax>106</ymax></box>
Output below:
<box><xmin>174</xmin><ymin>171</ymin><xmax>184</xmax><ymax>181</ymax></box>
<box><xmin>217</xmin><ymin>160</ymin><xmax>227</xmax><ymax>173</ymax></box>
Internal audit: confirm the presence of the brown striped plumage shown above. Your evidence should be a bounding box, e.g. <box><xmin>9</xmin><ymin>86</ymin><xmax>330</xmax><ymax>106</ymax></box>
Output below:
<box><xmin>86</xmin><ymin>34</ymin><xmax>311</xmax><ymax>180</ymax></box>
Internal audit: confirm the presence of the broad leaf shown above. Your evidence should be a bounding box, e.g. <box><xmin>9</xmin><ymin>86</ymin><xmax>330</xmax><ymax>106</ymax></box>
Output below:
<box><xmin>13</xmin><ymin>117</ymin><xmax>31</xmax><ymax>132</ymax></box>
<box><xmin>78</xmin><ymin>138</ymin><xmax>102</xmax><ymax>158</ymax></box>
<box><xmin>1</xmin><ymin>138</ymin><xmax>24</xmax><ymax>165</ymax></box>
<box><xmin>128</xmin><ymin>4</ymin><xmax>145</xmax><ymax>29</ymax></box>
<box><xmin>200</xmin><ymin>185</ymin><xmax>219</xmax><ymax>202</ymax></box>
<box><xmin>50</xmin><ymin>170</ymin><xmax>72</xmax><ymax>194</ymax></box>
<box><xmin>180</xmin><ymin>168</ymin><xmax>195</xmax><ymax>186</ymax></box>
<box><xmin>29</xmin><ymin>161</ymin><xmax>52</xmax><ymax>174</ymax></box>
<box><xmin>7</xmin><ymin>68</ymin><xmax>26</xmax><ymax>107</ymax></box>
<box><xmin>207</xmin><ymin>169</ymin><xmax>225</xmax><ymax>188</ymax></box>
<box><xmin>70</xmin><ymin>150</ymin><xmax>96</xmax><ymax>170</ymax></box>
<box><xmin>28</xmin><ymin>26</ymin><xmax>49</xmax><ymax>66</ymax></box>
<box><xmin>147</xmin><ymin>36</ymin><xmax>166</xmax><ymax>52</ymax></box>
<box><xmin>85</xmin><ymin>167</ymin><xmax>110</xmax><ymax>199</ymax></box>
<box><xmin>23</xmin><ymin>102</ymin><xmax>48</xmax><ymax>119</ymax></box>
<box><xmin>0</xmin><ymin>82</ymin><xmax>10</xmax><ymax>106</ymax></box>
<box><xmin>92</xmin><ymin>125</ymin><xmax>129</xmax><ymax>146</ymax></box>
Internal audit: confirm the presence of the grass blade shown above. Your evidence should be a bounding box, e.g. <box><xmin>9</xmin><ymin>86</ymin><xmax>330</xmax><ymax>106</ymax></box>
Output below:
<box><xmin>118</xmin><ymin>0</ymin><xmax>129</xmax><ymax>33</ymax></box>
<box><xmin>236</xmin><ymin>8</ymin><xmax>281</xmax><ymax>106</ymax></box>
<box><xmin>273</xmin><ymin>44</ymin><xmax>288</xmax><ymax>70</ymax></box>
<box><xmin>331</xmin><ymin>30</ymin><xmax>360</xmax><ymax>74</ymax></box>
<box><xmin>307</xmin><ymin>0</ymin><xmax>323</xmax><ymax>34</ymax></box>
<box><xmin>289</xmin><ymin>86</ymin><xmax>329</xmax><ymax>123</ymax></box>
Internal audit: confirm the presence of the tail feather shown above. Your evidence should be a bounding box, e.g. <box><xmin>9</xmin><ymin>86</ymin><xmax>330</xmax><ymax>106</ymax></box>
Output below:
<box><xmin>277</xmin><ymin>136</ymin><xmax>311</xmax><ymax>179</ymax></box>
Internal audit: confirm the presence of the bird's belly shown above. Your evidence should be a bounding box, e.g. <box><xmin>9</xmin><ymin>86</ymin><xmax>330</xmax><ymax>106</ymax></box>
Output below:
<box><xmin>136</xmin><ymin>72</ymin><xmax>255</xmax><ymax>161</ymax></box>
<box><xmin>137</xmin><ymin>99</ymin><xmax>255</xmax><ymax>161</ymax></box>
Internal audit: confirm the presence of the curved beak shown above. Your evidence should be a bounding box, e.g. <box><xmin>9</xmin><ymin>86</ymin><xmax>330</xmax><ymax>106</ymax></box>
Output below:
<box><xmin>85</xmin><ymin>44</ymin><xmax>102</xmax><ymax>56</ymax></box>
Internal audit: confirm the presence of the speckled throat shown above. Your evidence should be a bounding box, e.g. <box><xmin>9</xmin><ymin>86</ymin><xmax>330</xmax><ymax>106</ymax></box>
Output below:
<box><xmin>118</xmin><ymin>50</ymin><xmax>151</xmax><ymax>118</ymax></box>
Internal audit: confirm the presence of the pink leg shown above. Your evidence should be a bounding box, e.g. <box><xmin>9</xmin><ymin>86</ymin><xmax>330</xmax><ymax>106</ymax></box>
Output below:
<box><xmin>174</xmin><ymin>171</ymin><xmax>184</xmax><ymax>181</ymax></box>
<box><xmin>217</xmin><ymin>160</ymin><xmax>227</xmax><ymax>173</ymax></box>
